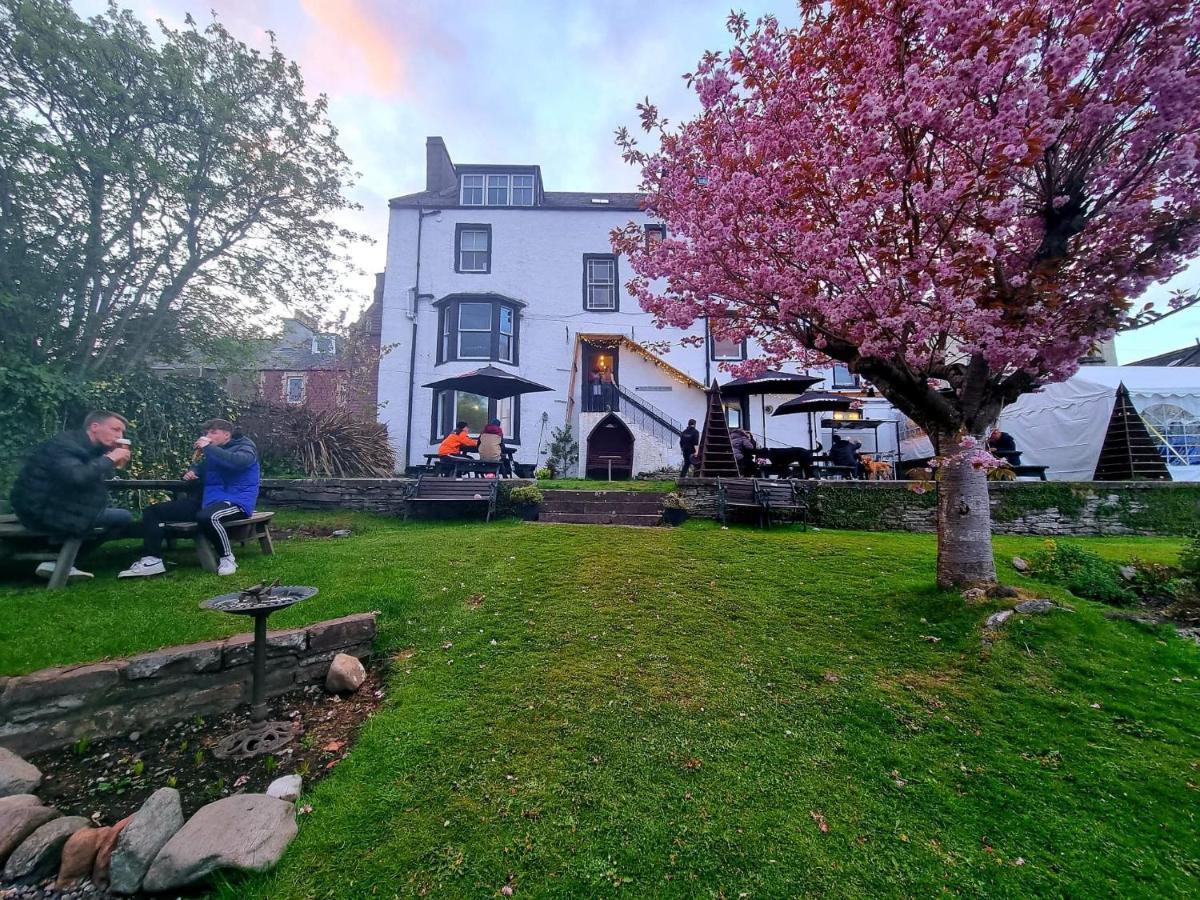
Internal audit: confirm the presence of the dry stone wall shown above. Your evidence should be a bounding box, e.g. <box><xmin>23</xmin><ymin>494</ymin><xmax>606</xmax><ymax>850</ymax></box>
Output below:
<box><xmin>0</xmin><ymin>614</ymin><xmax>376</xmax><ymax>755</ymax></box>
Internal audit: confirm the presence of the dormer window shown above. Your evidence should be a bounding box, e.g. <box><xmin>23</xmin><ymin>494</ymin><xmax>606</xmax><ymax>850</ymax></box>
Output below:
<box><xmin>312</xmin><ymin>334</ymin><xmax>336</xmax><ymax>355</ymax></box>
<box><xmin>460</xmin><ymin>171</ymin><xmax>537</xmax><ymax>206</ymax></box>
<box><xmin>461</xmin><ymin>174</ymin><xmax>484</xmax><ymax>205</ymax></box>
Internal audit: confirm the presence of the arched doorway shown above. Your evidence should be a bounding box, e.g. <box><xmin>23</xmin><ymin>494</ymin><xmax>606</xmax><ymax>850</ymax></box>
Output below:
<box><xmin>585</xmin><ymin>413</ymin><xmax>634</xmax><ymax>480</ymax></box>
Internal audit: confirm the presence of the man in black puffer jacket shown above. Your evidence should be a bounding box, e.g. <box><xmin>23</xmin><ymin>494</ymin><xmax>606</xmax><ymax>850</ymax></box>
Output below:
<box><xmin>9</xmin><ymin>410</ymin><xmax>134</xmax><ymax>578</ymax></box>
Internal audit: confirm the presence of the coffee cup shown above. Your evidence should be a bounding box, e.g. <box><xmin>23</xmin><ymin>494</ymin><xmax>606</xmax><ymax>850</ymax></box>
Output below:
<box><xmin>115</xmin><ymin>438</ymin><xmax>131</xmax><ymax>447</ymax></box>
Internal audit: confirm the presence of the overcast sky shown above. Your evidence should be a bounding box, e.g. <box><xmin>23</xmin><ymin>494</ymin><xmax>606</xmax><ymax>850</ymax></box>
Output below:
<box><xmin>74</xmin><ymin>0</ymin><xmax>1199</xmax><ymax>363</ymax></box>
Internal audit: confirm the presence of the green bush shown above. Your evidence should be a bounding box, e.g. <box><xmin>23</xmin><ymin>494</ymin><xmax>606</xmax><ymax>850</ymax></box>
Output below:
<box><xmin>1028</xmin><ymin>540</ymin><xmax>1135</xmax><ymax>605</ymax></box>
<box><xmin>508</xmin><ymin>484</ymin><xmax>544</xmax><ymax>507</ymax></box>
<box><xmin>1179</xmin><ymin>529</ymin><xmax>1200</xmax><ymax>580</ymax></box>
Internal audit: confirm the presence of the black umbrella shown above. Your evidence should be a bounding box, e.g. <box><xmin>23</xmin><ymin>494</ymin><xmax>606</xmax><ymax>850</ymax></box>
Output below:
<box><xmin>719</xmin><ymin>370</ymin><xmax>824</xmax><ymax>445</ymax></box>
<box><xmin>771</xmin><ymin>391</ymin><xmax>855</xmax><ymax>448</ymax></box>
<box><xmin>423</xmin><ymin>365</ymin><xmax>553</xmax><ymax>400</ymax></box>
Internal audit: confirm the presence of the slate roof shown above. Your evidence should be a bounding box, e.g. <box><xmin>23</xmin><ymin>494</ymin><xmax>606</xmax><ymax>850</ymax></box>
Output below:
<box><xmin>389</xmin><ymin>189</ymin><xmax>646</xmax><ymax>211</ymax></box>
<box><xmin>1128</xmin><ymin>342</ymin><xmax>1200</xmax><ymax>367</ymax></box>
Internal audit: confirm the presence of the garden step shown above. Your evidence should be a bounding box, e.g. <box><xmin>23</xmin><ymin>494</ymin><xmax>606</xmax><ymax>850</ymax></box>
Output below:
<box><xmin>536</xmin><ymin>512</ymin><xmax>663</xmax><ymax>527</ymax></box>
<box><xmin>540</xmin><ymin>500</ymin><xmax>665</xmax><ymax>515</ymax></box>
<box><xmin>540</xmin><ymin>490</ymin><xmax>667</xmax><ymax>503</ymax></box>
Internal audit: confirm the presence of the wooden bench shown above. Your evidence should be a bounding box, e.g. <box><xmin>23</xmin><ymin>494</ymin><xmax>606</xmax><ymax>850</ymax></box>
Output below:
<box><xmin>0</xmin><ymin>514</ymin><xmax>101</xmax><ymax>590</ymax></box>
<box><xmin>754</xmin><ymin>480</ymin><xmax>810</xmax><ymax>530</ymax></box>
<box><xmin>716</xmin><ymin>478</ymin><xmax>764</xmax><ymax>527</ymax></box>
<box><xmin>163</xmin><ymin>511</ymin><xmax>276</xmax><ymax>573</ymax></box>
<box><xmin>404</xmin><ymin>476</ymin><xmax>497</xmax><ymax>522</ymax></box>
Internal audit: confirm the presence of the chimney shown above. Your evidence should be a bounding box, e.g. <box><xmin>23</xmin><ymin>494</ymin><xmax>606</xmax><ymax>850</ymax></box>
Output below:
<box><xmin>426</xmin><ymin>137</ymin><xmax>456</xmax><ymax>193</ymax></box>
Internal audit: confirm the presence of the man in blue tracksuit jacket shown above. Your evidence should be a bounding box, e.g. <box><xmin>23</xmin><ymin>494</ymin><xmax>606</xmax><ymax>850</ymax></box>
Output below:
<box><xmin>120</xmin><ymin>418</ymin><xmax>260</xmax><ymax>578</ymax></box>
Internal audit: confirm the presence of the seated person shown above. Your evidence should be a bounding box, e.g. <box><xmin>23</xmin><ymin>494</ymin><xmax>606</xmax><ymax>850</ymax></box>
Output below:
<box><xmin>9</xmin><ymin>410</ymin><xmax>134</xmax><ymax>580</ymax></box>
<box><xmin>120</xmin><ymin>418</ymin><xmax>260</xmax><ymax>578</ymax></box>
<box><xmin>987</xmin><ymin>428</ymin><xmax>1020</xmax><ymax>464</ymax></box>
<box><xmin>730</xmin><ymin>428</ymin><xmax>758</xmax><ymax>477</ymax></box>
<box><xmin>478</xmin><ymin>418</ymin><xmax>504</xmax><ymax>462</ymax></box>
<box><xmin>436</xmin><ymin>421</ymin><xmax>479</xmax><ymax>475</ymax></box>
<box><xmin>829</xmin><ymin>435</ymin><xmax>863</xmax><ymax>476</ymax></box>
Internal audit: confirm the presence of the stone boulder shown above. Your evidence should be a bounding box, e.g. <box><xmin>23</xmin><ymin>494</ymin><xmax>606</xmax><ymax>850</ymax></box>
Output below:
<box><xmin>56</xmin><ymin>825</ymin><xmax>105</xmax><ymax>887</ymax></box>
<box><xmin>1011</xmin><ymin>556</ymin><xmax>1030</xmax><ymax>573</ymax></box>
<box><xmin>0</xmin><ymin>804</ymin><xmax>59</xmax><ymax>868</ymax></box>
<box><xmin>91</xmin><ymin>814</ymin><xmax>132</xmax><ymax>889</ymax></box>
<box><xmin>109</xmin><ymin>787</ymin><xmax>184</xmax><ymax>895</ymax></box>
<box><xmin>267</xmin><ymin>774</ymin><xmax>303</xmax><ymax>803</ymax></box>
<box><xmin>985</xmin><ymin>609</ymin><xmax>1014</xmax><ymax>629</ymax></box>
<box><xmin>3</xmin><ymin>815</ymin><xmax>89</xmax><ymax>883</ymax></box>
<box><xmin>1016</xmin><ymin>599</ymin><xmax>1055</xmax><ymax>614</ymax></box>
<box><xmin>142</xmin><ymin>794</ymin><xmax>297</xmax><ymax>892</ymax></box>
<box><xmin>325</xmin><ymin>652</ymin><xmax>366</xmax><ymax>693</ymax></box>
<box><xmin>0</xmin><ymin>747</ymin><xmax>42</xmax><ymax>797</ymax></box>
<box><xmin>0</xmin><ymin>795</ymin><xmax>42</xmax><ymax>814</ymax></box>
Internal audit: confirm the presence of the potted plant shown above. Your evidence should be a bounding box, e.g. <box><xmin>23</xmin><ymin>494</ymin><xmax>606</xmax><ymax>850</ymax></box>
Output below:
<box><xmin>662</xmin><ymin>492</ymin><xmax>688</xmax><ymax>526</ymax></box>
<box><xmin>509</xmin><ymin>484</ymin><xmax>544</xmax><ymax>521</ymax></box>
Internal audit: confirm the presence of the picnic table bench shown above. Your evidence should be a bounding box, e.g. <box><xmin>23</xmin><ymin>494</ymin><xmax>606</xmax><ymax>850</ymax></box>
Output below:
<box><xmin>404</xmin><ymin>475</ymin><xmax>497</xmax><ymax>522</ymax></box>
<box><xmin>162</xmin><ymin>511</ymin><xmax>276</xmax><ymax>573</ymax></box>
<box><xmin>0</xmin><ymin>514</ymin><xmax>105</xmax><ymax>589</ymax></box>
<box><xmin>717</xmin><ymin>478</ymin><xmax>811</xmax><ymax>529</ymax></box>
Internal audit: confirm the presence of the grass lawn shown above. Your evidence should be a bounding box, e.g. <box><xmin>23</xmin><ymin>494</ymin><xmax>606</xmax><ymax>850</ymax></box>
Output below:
<box><xmin>1</xmin><ymin>515</ymin><xmax>1197</xmax><ymax>897</ymax></box>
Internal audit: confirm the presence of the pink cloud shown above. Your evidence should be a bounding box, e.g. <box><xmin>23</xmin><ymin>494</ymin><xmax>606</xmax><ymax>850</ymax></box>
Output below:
<box><xmin>298</xmin><ymin>0</ymin><xmax>406</xmax><ymax>97</ymax></box>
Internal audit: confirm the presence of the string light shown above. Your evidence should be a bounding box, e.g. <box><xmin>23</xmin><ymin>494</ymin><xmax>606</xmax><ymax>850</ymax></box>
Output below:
<box><xmin>577</xmin><ymin>334</ymin><xmax>703</xmax><ymax>388</ymax></box>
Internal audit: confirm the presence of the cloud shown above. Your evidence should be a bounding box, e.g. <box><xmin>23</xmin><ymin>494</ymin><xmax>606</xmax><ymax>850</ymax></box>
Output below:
<box><xmin>298</xmin><ymin>0</ymin><xmax>407</xmax><ymax>97</ymax></box>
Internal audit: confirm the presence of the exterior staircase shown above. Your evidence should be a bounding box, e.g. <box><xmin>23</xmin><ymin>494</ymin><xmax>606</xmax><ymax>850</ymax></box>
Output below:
<box><xmin>538</xmin><ymin>490</ymin><xmax>666</xmax><ymax>526</ymax></box>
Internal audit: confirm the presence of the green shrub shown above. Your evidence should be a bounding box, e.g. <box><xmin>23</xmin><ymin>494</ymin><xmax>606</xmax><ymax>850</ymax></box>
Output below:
<box><xmin>1179</xmin><ymin>529</ymin><xmax>1200</xmax><ymax>580</ymax></box>
<box><xmin>1028</xmin><ymin>540</ymin><xmax>1135</xmax><ymax>605</ymax></box>
<box><xmin>508</xmin><ymin>484</ymin><xmax>544</xmax><ymax>507</ymax></box>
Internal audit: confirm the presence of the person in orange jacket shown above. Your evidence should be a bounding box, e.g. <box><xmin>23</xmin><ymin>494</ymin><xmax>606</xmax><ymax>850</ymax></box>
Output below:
<box><xmin>437</xmin><ymin>421</ymin><xmax>478</xmax><ymax>474</ymax></box>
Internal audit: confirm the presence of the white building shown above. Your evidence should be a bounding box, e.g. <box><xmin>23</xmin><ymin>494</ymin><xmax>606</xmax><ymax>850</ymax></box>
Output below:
<box><xmin>377</xmin><ymin>137</ymin><xmax>900</xmax><ymax>476</ymax></box>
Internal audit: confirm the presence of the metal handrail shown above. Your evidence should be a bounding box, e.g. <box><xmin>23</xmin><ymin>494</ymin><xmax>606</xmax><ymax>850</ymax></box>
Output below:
<box><xmin>581</xmin><ymin>383</ymin><xmax>684</xmax><ymax>445</ymax></box>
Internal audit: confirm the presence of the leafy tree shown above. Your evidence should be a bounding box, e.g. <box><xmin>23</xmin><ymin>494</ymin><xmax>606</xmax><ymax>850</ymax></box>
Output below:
<box><xmin>616</xmin><ymin>1</ymin><xmax>1200</xmax><ymax>586</ymax></box>
<box><xmin>0</xmin><ymin>0</ymin><xmax>364</xmax><ymax>375</ymax></box>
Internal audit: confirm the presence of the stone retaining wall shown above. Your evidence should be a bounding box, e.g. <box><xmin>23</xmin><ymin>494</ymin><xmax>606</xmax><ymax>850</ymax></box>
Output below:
<box><xmin>0</xmin><ymin>613</ymin><xmax>377</xmax><ymax>755</ymax></box>
<box><xmin>677</xmin><ymin>479</ymin><xmax>1200</xmax><ymax>536</ymax></box>
<box><xmin>259</xmin><ymin>478</ymin><xmax>413</xmax><ymax>512</ymax></box>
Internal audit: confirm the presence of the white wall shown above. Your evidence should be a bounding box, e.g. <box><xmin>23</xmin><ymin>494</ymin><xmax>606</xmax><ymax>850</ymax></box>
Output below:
<box><xmin>378</xmin><ymin>199</ymin><xmax>900</xmax><ymax>472</ymax></box>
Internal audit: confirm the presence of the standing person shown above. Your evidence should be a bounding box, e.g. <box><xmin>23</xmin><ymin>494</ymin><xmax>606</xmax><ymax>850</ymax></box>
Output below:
<box><xmin>9</xmin><ymin>410</ymin><xmax>134</xmax><ymax>579</ymax></box>
<box><xmin>120</xmin><ymin>418</ymin><xmax>259</xmax><ymax>578</ymax></box>
<box><xmin>679</xmin><ymin>418</ymin><xmax>700</xmax><ymax>477</ymax></box>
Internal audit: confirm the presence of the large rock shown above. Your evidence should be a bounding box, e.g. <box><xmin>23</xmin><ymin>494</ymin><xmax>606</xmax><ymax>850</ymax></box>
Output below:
<box><xmin>266</xmin><ymin>774</ymin><xmax>303</xmax><ymax>803</ymax></box>
<box><xmin>0</xmin><ymin>795</ymin><xmax>41</xmax><ymax>814</ymax></box>
<box><xmin>109</xmin><ymin>787</ymin><xmax>184</xmax><ymax>895</ymax></box>
<box><xmin>0</xmin><ymin>747</ymin><xmax>42</xmax><ymax>797</ymax></box>
<box><xmin>57</xmin><ymin>825</ymin><xmax>105</xmax><ymax>887</ymax></box>
<box><xmin>1016</xmin><ymin>599</ymin><xmax>1054</xmax><ymax>614</ymax></box>
<box><xmin>0</xmin><ymin>804</ymin><xmax>59</xmax><ymax>867</ymax></box>
<box><xmin>142</xmin><ymin>795</ymin><xmax>296</xmax><ymax>892</ymax></box>
<box><xmin>91</xmin><ymin>814</ymin><xmax>132</xmax><ymax>889</ymax></box>
<box><xmin>325</xmin><ymin>652</ymin><xmax>366</xmax><ymax>693</ymax></box>
<box><xmin>3</xmin><ymin>815</ymin><xmax>89</xmax><ymax>883</ymax></box>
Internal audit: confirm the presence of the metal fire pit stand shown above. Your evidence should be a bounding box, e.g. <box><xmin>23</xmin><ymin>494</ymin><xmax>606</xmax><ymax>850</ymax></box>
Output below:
<box><xmin>201</xmin><ymin>584</ymin><xmax>318</xmax><ymax>759</ymax></box>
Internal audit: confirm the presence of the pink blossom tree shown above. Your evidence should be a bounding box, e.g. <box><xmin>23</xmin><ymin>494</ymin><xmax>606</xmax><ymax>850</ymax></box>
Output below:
<box><xmin>616</xmin><ymin>0</ymin><xmax>1200</xmax><ymax>587</ymax></box>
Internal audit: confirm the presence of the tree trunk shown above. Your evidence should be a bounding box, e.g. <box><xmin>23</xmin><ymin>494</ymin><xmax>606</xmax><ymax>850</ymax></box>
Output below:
<box><xmin>935</xmin><ymin>434</ymin><xmax>997</xmax><ymax>589</ymax></box>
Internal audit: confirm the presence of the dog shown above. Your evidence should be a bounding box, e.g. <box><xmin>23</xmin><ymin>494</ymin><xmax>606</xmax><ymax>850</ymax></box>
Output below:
<box><xmin>861</xmin><ymin>456</ymin><xmax>894</xmax><ymax>480</ymax></box>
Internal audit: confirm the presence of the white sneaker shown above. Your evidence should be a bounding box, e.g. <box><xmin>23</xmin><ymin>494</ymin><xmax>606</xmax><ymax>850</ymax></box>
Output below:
<box><xmin>217</xmin><ymin>556</ymin><xmax>237</xmax><ymax>576</ymax></box>
<box><xmin>118</xmin><ymin>557</ymin><xmax>166</xmax><ymax>578</ymax></box>
<box><xmin>35</xmin><ymin>562</ymin><xmax>94</xmax><ymax>580</ymax></box>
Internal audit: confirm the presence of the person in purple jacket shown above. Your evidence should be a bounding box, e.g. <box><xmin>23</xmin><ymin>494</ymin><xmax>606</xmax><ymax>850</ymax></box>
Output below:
<box><xmin>120</xmin><ymin>418</ymin><xmax>260</xmax><ymax>578</ymax></box>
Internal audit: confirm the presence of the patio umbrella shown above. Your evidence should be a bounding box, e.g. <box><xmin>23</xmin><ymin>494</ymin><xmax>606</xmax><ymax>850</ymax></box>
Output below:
<box><xmin>771</xmin><ymin>391</ymin><xmax>855</xmax><ymax>448</ymax></box>
<box><xmin>719</xmin><ymin>370</ymin><xmax>824</xmax><ymax>445</ymax></box>
<box><xmin>423</xmin><ymin>365</ymin><xmax>553</xmax><ymax>400</ymax></box>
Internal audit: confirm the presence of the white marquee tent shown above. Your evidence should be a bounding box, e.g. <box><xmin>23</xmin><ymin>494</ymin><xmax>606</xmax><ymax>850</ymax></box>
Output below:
<box><xmin>998</xmin><ymin>366</ymin><xmax>1200</xmax><ymax>481</ymax></box>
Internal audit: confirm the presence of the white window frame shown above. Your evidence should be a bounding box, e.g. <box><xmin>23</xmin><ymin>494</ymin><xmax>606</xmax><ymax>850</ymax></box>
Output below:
<box><xmin>311</xmin><ymin>334</ymin><xmax>336</xmax><ymax>355</ymax></box>
<box><xmin>487</xmin><ymin>174</ymin><xmax>509</xmax><ymax>206</ymax></box>
<box><xmin>457</xmin><ymin>302</ymin><xmax>492</xmax><ymax>359</ymax></box>
<box><xmin>711</xmin><ymin>335</ymin><xmax>745</xmax><ymax>361</ymax></box>
<box><xmin>458</xmin><ymin>228</ymin><xmax>489</xmax><ymax>273</ymax></box>
<box><xmin>284</xmin><ymin>373</ymin><xmax>306</xmax><ymax>405</ymax></box>
<box><xmin>461</xmin><ymin>173</ymin><xmax>484</xmax><ymax>206</ymax></box>
<box><xmin>585</xmin><ymin>257</ymin><xmax>616</xmax><ymax>310</ymax></box>
<box><xmin>511</xmin><ymin>174</ymin><xmax>534</xmax><ymax>206</ymax></box>
<box><xmin>498</xmin><ymin>305</ymin><xmax>514</xmax><ymax>363</ymax></box>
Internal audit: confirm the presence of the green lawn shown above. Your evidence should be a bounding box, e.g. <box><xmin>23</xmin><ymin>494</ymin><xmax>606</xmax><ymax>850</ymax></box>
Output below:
<box><xmin>1</xmin><ymin>515</ymin><xmax>1198</xmax><ymax>897</ymax></box>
